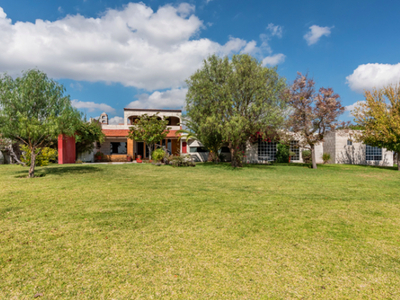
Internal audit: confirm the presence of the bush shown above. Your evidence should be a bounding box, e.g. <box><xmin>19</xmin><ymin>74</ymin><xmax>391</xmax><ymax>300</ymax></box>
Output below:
<box><xmin>169</xmin><ymin>154</ymin><xmax>196</xmax><ymax>167</ymax></box>
<box><xmin>302</xmin><ymin>150</ymin><xmax>312</xmax><ymax>164</ymax></box>
<box><xmin>322</xmin><ymin>153</ymin><xmax>331</xmax><ymax>164</ymax></box>
<box><xmin>276</xmin><ymin>143</ymin><xmax>290</xmax><ymax>163</ymax></box>
<box><xmin>152</xmin><ymin>148</ymin><xmax>165</xmax><ymax>162</ymax></box>
<box><xmin>20</xmin><ymin>145</ymin><xmax>58</xmax><ymax>167</ymax></box>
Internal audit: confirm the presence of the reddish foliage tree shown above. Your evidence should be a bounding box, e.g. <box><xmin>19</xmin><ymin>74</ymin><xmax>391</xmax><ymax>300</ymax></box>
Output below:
<box><xmin>284</xmin><ymin>73</ymin><xmax>347</xmax><ymax>169</ymax></box>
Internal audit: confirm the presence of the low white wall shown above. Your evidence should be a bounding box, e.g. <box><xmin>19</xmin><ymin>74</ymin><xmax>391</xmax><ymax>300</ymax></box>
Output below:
<box><xmin>77</xmin><ymin>150</ymin><xmax>95</xmax><ymax>163</ymax></box>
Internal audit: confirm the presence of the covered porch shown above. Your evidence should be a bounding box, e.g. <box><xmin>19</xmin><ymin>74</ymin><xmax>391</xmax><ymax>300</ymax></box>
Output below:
<box><xmin>100</xmin><ymin>129</ymin><xmax>181</xmax><ymax>162</ymax></box>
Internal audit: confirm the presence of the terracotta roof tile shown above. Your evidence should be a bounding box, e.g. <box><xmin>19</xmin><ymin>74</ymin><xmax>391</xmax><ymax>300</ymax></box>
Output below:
<box><xmin>103</xmin><ymin>129</ymin><xmax>129</xmax><ymax>137</ymax></box>
<box><xmin>102</xmin><ymin>129</ymin><xmax>180</xmax><ymax>138</ymax></box>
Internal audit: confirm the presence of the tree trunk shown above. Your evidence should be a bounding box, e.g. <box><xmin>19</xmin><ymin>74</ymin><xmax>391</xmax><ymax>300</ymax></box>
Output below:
<box><xmin>397</xmin><ymin>152</ymin><xmax>400</xmax><ymax>171</ymax></box>
<box><xmin>148</xmin><ymin>145</ymin><xmax>152</xmax><ymax>161</ymax></box>
<box><xmin>311</xmin><ymin>145</ymin><xmax>317</xmax><ymax>169</ymax></box>
<box><xmin>28</xmin><ymin>149</ymin><xmax>36</xmax><ymax>178</ymax></box>
<box><xmin>230</xmin><ymin>146</ymin><xmax>242</xmax><ymax>168</ymax></box>
<box><xmin>230</xmin><ymin>146</ymin><xmax>237</xmax><ymax>167</ymax></box>
<box><xmin>6</xmin><ymin>144</ymin><xmax>26</xmax><ymax>166</ymax></box>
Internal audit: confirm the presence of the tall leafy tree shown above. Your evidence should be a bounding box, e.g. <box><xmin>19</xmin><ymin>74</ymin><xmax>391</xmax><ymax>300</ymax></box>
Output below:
<box><xmin>353</xmin><ymin>84</ymin><xmax>400</xmax><ymax>170</ymax></box>
<box><xmin>177</xmin><ymin>117</ymin><xmax>224</xmax><ymax>163</ymax></box>
<box><xmin>284</xmin><ymin>72</ymin><xmax>346</xmax><ymax>169</ymax></box>
<box><xmin>127</xmin><ymin>114</ymin><xmax>169</xmax><ymax>160</ymax></box>
<box><xmin>0</xmin><ymin>70</ymin><xmax>81</xmax><ymax>177</ymax></box>
<box><xmin>75</xmin><ymin>119</ymin><xmax>105</xmax><ymax>157</ymax></box>
<box><xmin>186</xmin><ymin>54</ymin><xmax>287</xmax><ymax>167</ymax></box>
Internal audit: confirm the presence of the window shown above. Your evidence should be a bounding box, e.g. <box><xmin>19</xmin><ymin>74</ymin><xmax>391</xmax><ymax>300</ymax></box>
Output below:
<box><xmin>258</xmin><ymin>139</ymin><xmax>277</xmax><ymax>161</ymax></box>
<box><xmin>290</xmin><ymin>141</ymin><xmax>300</xmax><ymax>160</ymax></box>
<box><xmin>190</xmin><ymin>147</ymin><xmax>208</xmax><ymax>153</ymax></box>
<box><xmin>220</xmin><ymin>147</ymin><xmax>230</xmax><ymax>153</ymax></box>
<box><xmin>347</xmin><ymin>140</ymin><xmax>353</xmax><ymax>146</ymax></box>
<box><xmin>366</xmin><ymin>145</ymin><xmax>382</xmax><ymax>161</ymax></box>
<box><xmin>110</xmin><ymin>142</ymin><xmax>127</xmax><ymax>154</ymax></box>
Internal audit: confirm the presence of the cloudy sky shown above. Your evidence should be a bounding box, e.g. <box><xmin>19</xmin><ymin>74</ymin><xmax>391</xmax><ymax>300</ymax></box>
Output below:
<box><xmin>0</xmin><ymin>0</ymin><xmax>399</xmax><ymax>124</ymax></box>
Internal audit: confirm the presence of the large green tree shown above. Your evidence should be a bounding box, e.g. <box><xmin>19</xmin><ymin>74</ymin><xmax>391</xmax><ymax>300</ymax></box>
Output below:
<box><xmin>127</xmin><ymin>114</ymin><xmax>169</xmax><ymax>160</ymax></box>
<box><xmin>75</xmin><ymin>119</ymin><xmax>105</xmax><ymax>157</ymax></box>
<box><xmin>186</xmin><ymin>54</ymin><xmax>287</xmax><ymax>167</ymax></box>
<box><xmin>177</xmin><ymin>117</ymin><xmax>224</xmax><ymax>163</ymax></box>
<box><xmin>353</xmin><ymin>84</ymin><xmax>400</xmax><ymax>170</ymax></box>
<box><xmin>0</xmin><ymin>70</ymin><xmax>81</xmax><ymax>177</ymax></box>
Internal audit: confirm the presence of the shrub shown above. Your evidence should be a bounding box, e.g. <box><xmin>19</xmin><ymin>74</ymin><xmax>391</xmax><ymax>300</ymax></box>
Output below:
<box><xmin>276</xmin><ymin>143</ymin><xmax>290</xmax><ymax>163</ymax></box>
<box><xmin>20</xmin><ymin>145</ymin><xmax>58</xmax><ymax>167</ymax></box>
<box><xmin>322</xmin><ymin>153</ymin><xmax>331</xmax><ymax>164</ymax></box>
<box><xmin>152</xmin><ymin>148</ymin><xmax>165</xmax><ymax>162</ymax></box>
<box><xmin>302</xmin><ymin>150</ymin><xmax>312</xmax><ymax>164</ymax></box>
<box><xmin>169</xmin><ymin>154</ymin><xmax>195</xmax><ymax>167</ymax></box>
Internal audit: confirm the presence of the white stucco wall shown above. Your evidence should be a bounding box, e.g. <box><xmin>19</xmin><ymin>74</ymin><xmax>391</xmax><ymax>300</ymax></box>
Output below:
<box><xmin>329</xmin><ymin>131</ymin><xmax>393</xmax><ymax>166</ymax></box>
<box><xmin>77</xmin><ymin>150</ymin><xmax>96</xmax><ymax>163</ymax></box>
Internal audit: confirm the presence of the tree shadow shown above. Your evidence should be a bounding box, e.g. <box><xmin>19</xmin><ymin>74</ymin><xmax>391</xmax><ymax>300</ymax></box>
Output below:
<box><xmin>343</xmin><ymin>164</ymin><xmax>399</xmax><ymax>171</ymax></box>
<box><xmin>198</xmin><ymin>162</ymin><xmax>297</xmax><ymax>170</ymax></box>
<box><xmin>14</xmin><ymin>165</ymin><xmax>103</xmax><ymax>178</ymax></box>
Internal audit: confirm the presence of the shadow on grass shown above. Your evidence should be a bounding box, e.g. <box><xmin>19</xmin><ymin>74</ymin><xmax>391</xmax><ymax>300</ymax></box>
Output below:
<box><xmin>197</xmin><ymin>162</ymin><xmax>310</xmax><ymax>170</ymax></box>
<box><xmin>343</xmin><ymin>164</ymin><xmax>399</xmax><ymax>171</ymax></box>
<box><xmin>14</xmin><ymin>165</ymin><xmax>103</xmax><ymax>178</ymax></box>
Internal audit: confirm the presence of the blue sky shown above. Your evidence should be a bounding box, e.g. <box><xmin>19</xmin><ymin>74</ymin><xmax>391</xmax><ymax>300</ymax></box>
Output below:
<box><xmin>0</xmin><ymin>0</ymin><xmax>399</xmax><ymax>124</ymax></box>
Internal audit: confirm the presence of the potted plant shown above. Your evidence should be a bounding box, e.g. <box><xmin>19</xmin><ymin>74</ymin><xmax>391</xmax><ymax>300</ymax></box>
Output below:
<box><xmin>127</xmin><ymin>155</ymin><xmax>132</xmax><ymax>162</ymax></box>
<box><xmin>95</xmin><ymin>151</ymin><xmax>103</xmax><ymax>162</ymax></box>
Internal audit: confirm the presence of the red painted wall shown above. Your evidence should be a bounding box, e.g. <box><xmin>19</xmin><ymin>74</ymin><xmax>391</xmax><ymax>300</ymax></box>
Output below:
<box><xmin>182</xmin><ymin>142</ymin><xmax>187</xmax><ymax>154</ymax></box>
<box><xmin>58</xmin><ymin>134</ymin><xmax>76</xmax><ymax>164</ymax></box>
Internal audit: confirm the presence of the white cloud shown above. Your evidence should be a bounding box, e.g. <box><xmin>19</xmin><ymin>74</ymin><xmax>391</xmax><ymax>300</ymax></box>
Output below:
<box><xmin>346</xmin><ymin>63</ymin><xmax>400</xmax><ymax>93</ymax></box>
<box><xmin>262</xmin><ymin>53</ymin><xmax>286</xmax><ymax>66</ymax></box>
<box><xmin>0</xmin><ymin>4</ymin><xmax>257</xmax><ymax>91</ymax></box>
<box><xmin>304</xmin><ymin>25</ymin><xmax>333</xmax><ymax>45</ymax></box>
<box><xmin>108</xmin><ymin>116</ymin><xmax>124</xmax><ymax>125</ymax></box>
<box><xmin>259</xmin><ymin>34</ymin><xmax>273</xmax><ymax>54</ymax></box>
<box><xmin>70</xmin><ymin>82</ymin><xmax>83</xmax><ymax>91</ymax></box>
<box><xmin>241</xmin><ymin>40</ymin><xmax>257</xmax><ymax>54</ymax></box>
<box><xmin>127</xmin><ymin>88</ymin><xmax>188</xmax><ymax>109</ymax></box>
<box><xmin>345</xmin><ymin>101</ymin><xmax>365</xmax><ymax>112</ymax></box>
<box><xmin>71</xmin><ymin>99</ymin><xmax>116</xmax><ymax>113</ymax></box>
<box><xmin>58</xmin><ymin>7</ymin><xmax>63</xmax><ymax>13</ymax></box>
<box><xmin>266</xmin><ymin>23</ymin><xmax>283</xmax><ymax>38</ymax></box>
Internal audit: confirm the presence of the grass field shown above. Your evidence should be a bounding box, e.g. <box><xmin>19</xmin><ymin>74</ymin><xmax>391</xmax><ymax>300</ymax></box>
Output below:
<box><xmin>1</xmin><ymin>162</ymin><xmax>400</xmax><ymax>299</ymax></box>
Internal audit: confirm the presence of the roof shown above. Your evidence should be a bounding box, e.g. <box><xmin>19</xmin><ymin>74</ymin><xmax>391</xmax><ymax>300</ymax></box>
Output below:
<box><xmin>124</xmin><ymin>108</ymin><xmax>182</xmax><ymax>113</ymax></box>
<box><xmin>103</xmin><ymin>129</ymin><xmax>181</xmax><ymax>138</ymax></box>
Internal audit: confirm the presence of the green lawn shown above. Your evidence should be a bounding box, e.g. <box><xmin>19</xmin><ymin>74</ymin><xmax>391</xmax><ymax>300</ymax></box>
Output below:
<box><xmin>1</xmin><ymin>163</ymin><xmax>400</xmax><ymax>299</ymax></box>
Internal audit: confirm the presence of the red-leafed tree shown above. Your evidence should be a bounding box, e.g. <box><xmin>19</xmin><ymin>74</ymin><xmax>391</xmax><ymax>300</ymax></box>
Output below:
<box><xmin>284</xmin><ymin>73</ymin><xmax>347</xmax><ymax>169</ymax></box>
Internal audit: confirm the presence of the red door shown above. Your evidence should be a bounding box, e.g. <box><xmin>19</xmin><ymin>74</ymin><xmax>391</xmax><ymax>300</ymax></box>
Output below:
<box><xmin>182</xmin><ymin>142</ymin><xmax>187</xmax><ymax>154</ymax></box>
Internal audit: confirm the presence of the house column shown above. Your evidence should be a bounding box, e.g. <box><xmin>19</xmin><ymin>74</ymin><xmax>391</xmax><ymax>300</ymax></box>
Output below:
<box><xmin>127</xmin><ymin>138</ymin><xmax>134</xmax><ymax>158</ymax></box>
